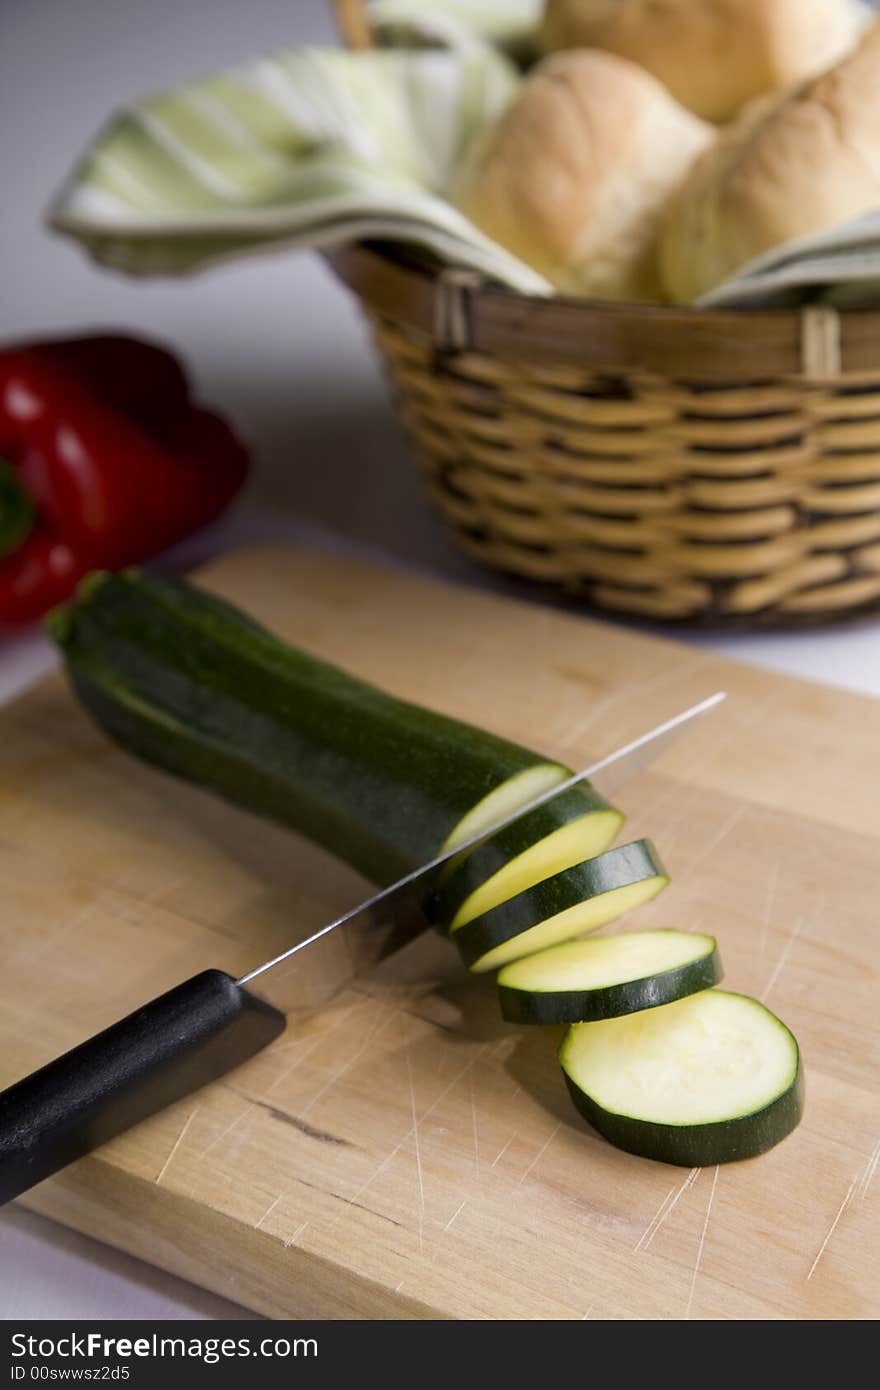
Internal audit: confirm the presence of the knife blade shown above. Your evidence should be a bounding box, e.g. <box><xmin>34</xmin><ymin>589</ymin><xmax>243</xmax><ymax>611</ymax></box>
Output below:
<box><xmin>239</xmin><ymin>690</ymin><xmax>727</xmax><ymax>987</ymax></box>
<box><xmin>0</xmin><ymin>691</ymin><xmax>725</xmax><ymax>1205</ymax></box>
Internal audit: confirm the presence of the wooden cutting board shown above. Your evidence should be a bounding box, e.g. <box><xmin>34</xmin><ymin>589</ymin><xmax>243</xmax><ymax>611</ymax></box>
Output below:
<box><xmin>1</xmin><ymin>544</ymin><xmax>878</xmax><ymax>1320</ymax></box>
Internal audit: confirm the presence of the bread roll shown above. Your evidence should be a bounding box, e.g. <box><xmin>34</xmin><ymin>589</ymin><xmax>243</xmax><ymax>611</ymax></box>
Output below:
<box><xmin>454</xmin><ymin>50</ymin><xmax>711</xmax><ymax>301</ymax></box>
<box><xmin>541</xmin><ymin>0</ymin><xmax>864</xmax><ymax>123</ymax></box>
<box><xmin>659</xmin><ymin>24</ymin><xmax>880</xmax><ymax>303</ymax></box>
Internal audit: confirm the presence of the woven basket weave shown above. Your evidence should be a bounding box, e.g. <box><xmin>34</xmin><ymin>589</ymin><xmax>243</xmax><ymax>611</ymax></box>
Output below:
<box><xmin>332</xmin><ymin>1</ymin><xmax>880</xmax><ymax>625</ymax></box>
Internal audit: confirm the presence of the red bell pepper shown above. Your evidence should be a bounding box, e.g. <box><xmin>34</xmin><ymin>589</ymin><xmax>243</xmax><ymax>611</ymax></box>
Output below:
<box><xmin>0</xmin><ymin>334</ymin><xmax>249</xmax><ymax>629</ymax></box>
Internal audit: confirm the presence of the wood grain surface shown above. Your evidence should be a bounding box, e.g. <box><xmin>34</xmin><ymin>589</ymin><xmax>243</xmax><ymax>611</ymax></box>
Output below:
<box><xmin>1</xmin><ymin>544</ymin><xmax>878</xmax><ymax>1319</ymax></box>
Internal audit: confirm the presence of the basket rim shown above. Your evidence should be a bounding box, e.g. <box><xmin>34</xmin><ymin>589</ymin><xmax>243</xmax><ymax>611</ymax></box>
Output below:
<box><xmin>327</xmin><ymin>243</ymin><xmax>880</xmax><ymax>382</ymax></box>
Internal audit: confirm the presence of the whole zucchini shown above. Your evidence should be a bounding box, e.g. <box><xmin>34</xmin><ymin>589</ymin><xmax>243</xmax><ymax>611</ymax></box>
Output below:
<box><xmin>49</xmin><ymin>571</ymin><xmax>612</xmax><ymax>888</ymax></box>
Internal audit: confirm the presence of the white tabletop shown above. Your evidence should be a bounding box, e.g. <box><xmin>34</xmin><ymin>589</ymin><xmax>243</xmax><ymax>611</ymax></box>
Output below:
<box><xmin>2</xmin><ymin>0</ymin><xmax>880</xmax><ymax>1321</ymax></box>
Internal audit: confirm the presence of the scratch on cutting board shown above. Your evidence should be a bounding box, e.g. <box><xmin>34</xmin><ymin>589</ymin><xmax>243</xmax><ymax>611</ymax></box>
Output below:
<box><xmin>685</xmin><ymin>1165</ymin><xmax>719</xmax><ymax>1320</ymax></box>
<box><xmin>858</xmin><ymin>1137</ymin><xmax>880</xmax><ymax>1199</ymax></box>
<box><xmin>489</xmin><ymin>1134</ymin><xmax>517</xmax><ymax>1169</ymax></box>
<box><xmin>557</xmin><ymin>656</ymin><xmax>714</xmax><ymax>760</ymax></box>
<box><xmin>406</xmin><ymin>1046</ymin><xmax>425</xmax><ymax>1252</ymax></box>
<box><xmin>444</xmin><ymin>1199</ymin><xmax>467</xmax><ymax>1233</ymax></box>
<box><xmin>201</xmin><ymin>1037</ymin><xmax>322</xmax><ymax>1160</ymax></box>
<box><xmin>155</xmin><ymin>1105</ymin><xmax>199</xmax><ymax>1186</ymax></box>
<box><xmin>20</xmin><ymin>899</ymin><xmax>97</xmax><ymax>968</ymax></box>
<box><xmin>581</xmin><ymin>1303</ymin><xmax>595</xmax><ymax>1320</ymax></box>
<box><xmin>254</xmin><ymin>1193</ymin><xmax>283</xmax><ymax>1231</ymax></box>
<box><xmin>761</xmin><ymin>910</ymin><xmax>808</xmax><ymax>1003</ymax></box>
<box><xmin>258</xmin><ymin>1042</ymin><xmax>324</xmax><ymax>1103</ymax></box>
<box><xmin>264</xmin><ymin>997</ymin><xmax>374</xmax><ymax>1101</ymax></box>
<box><xmin>99</xmin><ymin>898</ymin><xmax>146</xmax><ymax>931</ymax></box>
<box><xmin>283</xmin><ymin>1220</ymin><xmax>309</xmax><ymax>1250</ymax></box>
<box><xmin>807</xmin><ymin>1176</ymin><xmax>857</xmax><ymax>1280</ymax></box>
<box><xmin>758</xmin><ymin>861</ymin><xmax>781</xmax><ymax>960</ymax></box>
<box><xmin>323</xmin><ymin>1044</ymin><xmax>492</xmax><ymax>1236</ymax></box>
<box><xmin>555</xmin><ymin>665</ymin><xmax>651</xmax><ymax>756</ymax></box>
<box><xmin>198</xmin><ymin>1001</ymin><xmax>372</xmax><ymax>1161</ymax></box>
<box><xmin>197</xmin><ymin>1101</ymin><xmax>256</xmax><ymax>1161</ymax></box>
<box><xmin>140</xmin><ymin>873</ymin><xmax>184</xmax><ymax>905</ymax></box>
<box><xmin>469</xmin><ymin>1070</ymin><xmax>480</xmax><ymax>1178</ymax></box>
<box><xmin>628</xmin><ymin>779</ymin><xmax>705</xmax><ymax>852</ymax></box>
<box><xmin>637</xmin><ymin>684</ymin><xmax>779</xmax><ymax>830</ymax></box>
<box><xmin>630</xmin><ymin>772</ymin><xmax>686</xmax><ymax>827</ymax></box>
<box><xmin>645</xmin><ymin>798</ymin><xmax>745</xmax><ymax>883</ymax></box>
<box><xmin>633</xmin><ymin>1185</ymin><xmax>676</xmax><ymax>1253</ymax></box>
<box><xmin>635</xmin><ymin>1168</ymin><xmax>699</xmax><ymax>1252</ymax></box>
<box><xmin>683</xmin><ymin>803</ymin><xmax>748</xmax><ymax>878</ymax></box>
<box><xmin>555</xmin><ymin>689</ymin><xmax>619</xmax><ymax>757</ymax></box>
<box><xmin>299</xmin><ymin>1000</ymin><xmax>394</xmax><ymax>1120</ymax></box>
<box><xmin>258</xmin><ymin>996</ymin><xmax>375</xmax><ymax>1102</ymax></box>
<box><xmin>519</xmin><ymin>1123</ymin><xmax>561</xmax><ymax>1186</ymax></box>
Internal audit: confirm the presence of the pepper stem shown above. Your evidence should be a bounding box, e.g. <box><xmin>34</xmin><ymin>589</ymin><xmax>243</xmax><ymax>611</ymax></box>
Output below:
<box><xmin>0</xmin><ymin>456</ymin><xmax>35</xmax><ymax>558</ymax></box>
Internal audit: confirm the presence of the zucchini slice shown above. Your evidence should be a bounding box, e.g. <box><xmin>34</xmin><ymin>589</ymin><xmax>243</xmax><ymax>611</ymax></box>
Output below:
<box><xmin>453</xmin><ymin>839</ymin><xmax>668</xmax><ymax>973</ymax></box>
<box><xmin>559</xmin><ymin>991</ymin><xmax>803</xmax><ymax>1166</ymax></box>
<box><xmin>427</xmin><ymin>786</ymin><xmax>625</xmax><ymax>929</ymax></box>
<box><xmin>497</xmin><ymin>930</ymin><xmax>721</xmax><ymax>1024</ymax></box>
<box><xmin>441</xmin><ymin>763</ymin><xmax>570</xmax><ymax>853</ymax></box>
<box><xmin>50</xmin><ymin>571</ymin><xmax>573</xmax><ymax>886</ymax></box>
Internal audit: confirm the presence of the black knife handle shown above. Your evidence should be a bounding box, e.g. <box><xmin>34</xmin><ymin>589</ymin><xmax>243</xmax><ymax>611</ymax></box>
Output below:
<box><xmin>0</xmin><ymin>970</ymin><xmax>285</xmax><ymax>1206</ymax></box>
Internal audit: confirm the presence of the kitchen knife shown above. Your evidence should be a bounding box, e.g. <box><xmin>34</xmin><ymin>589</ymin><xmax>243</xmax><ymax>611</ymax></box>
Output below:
<box><xmin>0</xmin><ymin>691</ymin><xmax>724</xmax><ymax>1205</ymax></box>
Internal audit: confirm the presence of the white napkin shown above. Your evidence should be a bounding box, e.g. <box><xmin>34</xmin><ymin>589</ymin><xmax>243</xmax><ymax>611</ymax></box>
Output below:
<box><xmin>698</xmin><ymin>212</ymin><xmax>880</xmax><ymax>309</ymax></box>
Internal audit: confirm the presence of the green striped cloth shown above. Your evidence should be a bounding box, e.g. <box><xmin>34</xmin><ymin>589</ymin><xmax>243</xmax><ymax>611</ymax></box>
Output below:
<box><xmin>50</xmin><ymin>29</ymin><xmax>551</xmax><ymax>293</ymax></box>
<box><xmin>368</xmin><ymin>0</ymin><xmax>541</xmax><ymax>58</ymax></box>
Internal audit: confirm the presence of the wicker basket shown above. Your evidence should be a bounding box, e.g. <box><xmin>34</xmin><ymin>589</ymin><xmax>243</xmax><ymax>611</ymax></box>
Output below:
<box><xmin>331</xmin><ymin>1</ymin><xmax>880</xmax><ymax>626</ymax></box>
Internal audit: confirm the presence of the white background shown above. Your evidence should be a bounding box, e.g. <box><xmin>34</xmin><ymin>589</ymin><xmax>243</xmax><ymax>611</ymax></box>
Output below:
<box><xmin>1</xmin><ymin>0</ymin><xmax>879</xmax><ymax>1320</ymax></box>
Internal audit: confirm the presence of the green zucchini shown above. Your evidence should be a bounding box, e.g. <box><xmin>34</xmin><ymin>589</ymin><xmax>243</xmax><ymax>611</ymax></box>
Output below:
<box><xmin>49</xmin><ymin>570</ymin><xmax>574</xmax><ymax>886</ymax></box>
<box><xmin>497</xmin><ymin>930</ymin><xmax>721</xmax><ymax>1024</ymax></box>
<box><xmin>452</xmin><ymin>840</ymin><xmax>668</xmax><ymax>973</ymax></box>
<box><xmin>559</xmin><ymin>990</ymin><xmax>803</xmax><ymax>1166</ymax></box>
<box><xmin>427</xmin><ymin>786</ymin><xmax>624</xmax><ymax>929</ymax></box>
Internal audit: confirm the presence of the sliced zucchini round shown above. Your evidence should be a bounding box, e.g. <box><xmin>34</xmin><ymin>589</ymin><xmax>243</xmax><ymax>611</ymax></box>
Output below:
<box><xmin>427</xmin><ymin>785</ymin><xmax>624</xmax><ymax>929</ymax></box>
<box><xmin>497</xmin><ymin>930</ymin><xmax>721</xmax><ymax>1025</ymax></box>
<box><xmin>453</xmin><ymin>839</ymin><xmax>668</xmax><ymax>973</ymax></box>
<box><xmin>559</xmin><ymin>990</ymin><xmax>803</xmax><ymax>1167</ymax></box>
<box><xmin>441</xmin><ymin>762</ymin><xmax>570</xmax><ymax>853</ymax></box>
